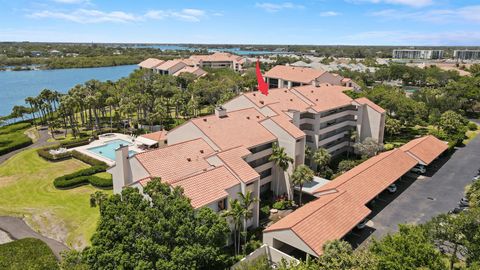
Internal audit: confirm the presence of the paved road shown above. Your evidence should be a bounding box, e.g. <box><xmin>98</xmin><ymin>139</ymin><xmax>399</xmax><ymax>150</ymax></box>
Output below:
<box><xmin>347</xmin><ymin>132</ymin><xmax>480</xmax><ymax>247</ymax></box>
<box><xmin>0</xmin><ymin>127</ymin><xmax>53</xmax><ymax>165</ymax></box>
<box><xmin>0</xmin><ymin>216</ymin><xmax>69</xmax><ymax>259</ymax></box>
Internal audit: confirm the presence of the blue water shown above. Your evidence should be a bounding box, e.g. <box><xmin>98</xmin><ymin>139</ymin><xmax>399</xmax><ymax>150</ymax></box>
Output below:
<box><xmin>0</xmin><ymin>65</ymin><xmax>137</xmax><ymax>116</ymax></box>
<box><xmin>131</xmin><ymin>44</ymin><xmax>281</xmax><ymax>55</ymax></box>
<box><xmin>87</xmin><ymin>139</ymin><xmax>137</xmax><ymax>161</ymax></box>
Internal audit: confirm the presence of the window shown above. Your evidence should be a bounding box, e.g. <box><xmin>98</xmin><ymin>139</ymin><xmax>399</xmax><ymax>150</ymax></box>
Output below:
<box><xmin>248</xmin><ymin>155</ymin><xmax>271</xmax><ymax>168</ymax></box>
<box><xmin>300</xmin><ymin>123</ymin><xmax>314</xmax><ymax>131</ymax></box>
<box><xmin>300</xmin><ymin>112</ymin><xmax>315</xmax><ymax>119</ymax></box>
<box><xmin>292</xmin><ymin>82</ymin><xmax>301</xmax><ymax>87</ymax></box>
<box><xmin>250</xmin><ymin>142</ymin><xmax>273</xmax><ymax>154</ymax></box>
<box><xmin>306</xmin><ymin>135</ymin><xmax>314</xmax><ymax>143</ymax></box>
<box><xmin>218</xmin><ymin>198</ymin><xmax>227</xmax><ymax>211</ymax></box>
<box><xmin>259</xmin><ymin>168</ymin><xmax>272</xmax><ymax>179</ymax></box>
<box><xmin>268</xmin><ymin>78</ymin><xmax>279</xmax><ymax>89</ymax></box>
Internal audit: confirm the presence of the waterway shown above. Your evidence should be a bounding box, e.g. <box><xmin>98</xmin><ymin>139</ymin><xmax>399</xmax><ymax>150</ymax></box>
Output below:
<box><xmin>0</xmin><ymin>65</ymin><xmax>137</xmax><ymax>116</ymax></box>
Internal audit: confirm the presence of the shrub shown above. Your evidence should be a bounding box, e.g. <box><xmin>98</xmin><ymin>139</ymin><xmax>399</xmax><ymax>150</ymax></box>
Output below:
<box><xmin>37</xmin><ymin>146</ymin><xmax>72</xmax><ymax>161</ymax></box>
<box><xmin>0</xmin><ymin>122</ymin><xmax>31</xmax><ymax>135</ymax></box>
<box><xmin>468</xmin><ymin>122</ymin><xmax>478</xmax><ymax>131</ymax></box>
<box><xmin>272</xmin><ymin>199</ymin><xmax>292</xmax><ymax>210</ymax></box>
<box><xmin>60</xmin><ymin>137</ymin><xmax>91</xmax><ymax>149</ymax></box>
<box><xmin>71</xmin><ymin>150</ymin><xmax>107</xmax><ymax>168</ymax></box>
<box><xmin>384</xmin><ymin>143</ymin><xmax>394</xmax><ymax>151</ymax></box>
<box><xmin>0</xmin><ymin>134</ymin><xmax>32</xmax><ymax>155</ymax></box>
<box><xmin>53</xmin><ymin>165</ymin><xmax>108</xmax><ymax>188</ymax></box>
<box><xmin>88</xmin><ymin>175</ymin><xmax>113</xmax><ymax>188</ymax></box>
<box><xmin>0</xmin><ymin>238</ymin><xmax>59</xmax><ymax>270</ymax></box>
<box><xmin>260</xmin><ymin>205</ymin><xmax>270</xmax><ymax>220</ymax></box>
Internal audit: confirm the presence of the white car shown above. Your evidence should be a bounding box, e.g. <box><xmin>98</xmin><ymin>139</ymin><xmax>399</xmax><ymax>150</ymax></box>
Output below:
<box><xmin>387</xmin><ymin>184</ymin><xmax>397</xmax><ymax>193</ymax></box>
<box><xmin>411</xmin><ymin>165</ymin><xmax>426</xmax><ymax>174</ymax></box>
<box><xmin>356</xmin><ymin>218</ymin><xmax>369</xmax><ymax>229</ymax></box>
<box><xmin>473</xmin><ymin>175</ymin><xmax>480</xmax><ymax>182</ymax></box>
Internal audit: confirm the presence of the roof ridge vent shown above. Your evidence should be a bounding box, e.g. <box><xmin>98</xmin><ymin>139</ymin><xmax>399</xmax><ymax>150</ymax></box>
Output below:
<box><xmin>200</xmin><ymin>150</ymin><xmax>204</xmax><ymax>154</ymax></box>
<box><xmin>259</xmin><ymin>100</ymin><xmax>265</xmax><ymax>105</ymax></box>
<box><xmin>246</xmin><ymin>116</ymin><xmax>250</xmax><ymax>120</ymax></box>
<box><xmin>187</xmin><ymin>157</ymin><xmax>192</xmax><ymax>162</ymax></box>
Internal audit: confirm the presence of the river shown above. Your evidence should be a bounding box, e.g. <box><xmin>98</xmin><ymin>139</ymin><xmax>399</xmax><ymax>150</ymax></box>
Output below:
<box><xmin>0</xmin><ymin>65</ymin><xmax>137</xmax><ymax>116</ymax></box>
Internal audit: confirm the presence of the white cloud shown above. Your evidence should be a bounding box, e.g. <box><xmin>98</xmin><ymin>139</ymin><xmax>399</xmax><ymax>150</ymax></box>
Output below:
<box><xmin>144</xmin><ymin>8</ymin><xmax>206</xmax><ymax>22</ymax></box>
<box><xmin>28</xmin><ymin>8</ymin><xmax>209</xmax><ymax>23</ymax></box>
<box><xmin>255</xmin><ymin>2</ymin><xmax>304</xmax><ymax>13</ymax></box>
<box><xmin>371</xmin><ymin>5</ymin><xmax>480</xmax><ymax>23</ymax></box>
<box><xmin>348</xmin><ymin>0</ymin><xmax>433</xmax><ymax>8</ymax></box>
<box><xmin>29</xmin><ymin>9</ymin><xmax>139</xmax><ymax>23</ymax></box>
<box><xmin>320</xmin><ymin>11</ymin><xmax>340</xmax><ymax>17</ymax></box>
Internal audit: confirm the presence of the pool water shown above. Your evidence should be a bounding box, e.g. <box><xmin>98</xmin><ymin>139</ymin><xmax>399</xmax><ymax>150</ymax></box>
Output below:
<box><xmin>87</xmin><ymin>139</ymin><xmax>137</xmax><ymax>161</ymax></box>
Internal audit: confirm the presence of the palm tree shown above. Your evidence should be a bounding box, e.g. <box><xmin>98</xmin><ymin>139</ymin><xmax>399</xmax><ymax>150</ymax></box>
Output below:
<box><xmin>25</xmin><ymin>97</ymin><xmax>37</xmax><ymax>128</ymax></box>
<box><xmin>90</xmin><ymin>192</ymin><xmax>107</xmax><ymax>213</ymax></box>
<box><xmin>291</xmin><ymin>165</ymin><xmax>315</xmax><ymax>206</ymax></box>
<box><xmin>347</xmin><ymin>129</ymin><xmax>358</xmax><ymax>158</ymax></box>
<box><xmin>238</xmin><ymin>191</ymin><xmax>259</xmax><ymax>255</ymax></box>
<box><xmin>221</xmin><ymin>199</ymin><xmax>243</xmax><ymax>256</ymax></box>
<box><xmin>313</xmin><ymin>147</ymin><xmax>331</xmax><ymax>175</ymax></box>
<box><xmin>269</xmin><ymin>143</ymin><xmax>294</xmax><ymax>196</ymax></box>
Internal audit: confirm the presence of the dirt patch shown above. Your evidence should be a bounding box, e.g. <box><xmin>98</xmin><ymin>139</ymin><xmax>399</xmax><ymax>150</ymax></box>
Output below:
<box><xmin>27</xmin><ymin>211</ymin><xmax>69</xmax><ymax>246</ymax></box>
<box><xmin>0</xmin><ymin>176</ymin><xmax>18</xmax><ymax>188</ymax></box>
<box><xmin>24</xmin><ymin>128</ymin><xmax>39</xmax><ymax>142</ymax></box>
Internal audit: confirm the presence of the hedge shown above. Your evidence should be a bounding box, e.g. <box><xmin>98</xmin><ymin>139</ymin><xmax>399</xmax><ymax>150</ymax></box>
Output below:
<box><xmin>54</xmin><ymin>175</ymin><xmax>112</xmax><ymax>189</ymax></box>
<box><xmin>0</xmin><ymin>238</ymin><xmax>59</xmax><ymax>270</ymax></box>
<box><xmin>36</xmin><ymin>146</ymin><xmax>71</xmax><ymax>161</ymax></box>
<box><xmin>0</xmin><ymin>136</ymin><xmax>32</xmax><ymax>155</ymax></box>
<box><xmin>71</xmin><ymin>150</ymin><xmax>107</xmax><ymax>167</ymax></box>
<box><xmin>0</xmin><ymin>122</ymin><xmax>31</xmax><ymax>135</ymax></box>
<box><xmin>60</xmin><ymin>137</ymin><xmax>91</xmax><ymax>149</ymax></box>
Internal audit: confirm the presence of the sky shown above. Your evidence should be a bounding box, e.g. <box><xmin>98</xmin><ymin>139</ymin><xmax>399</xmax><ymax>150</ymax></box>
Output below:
<box><xmin>0</xmin><ymin>0</ymin><xmax>479</xmax><ymax>46</ymax></box>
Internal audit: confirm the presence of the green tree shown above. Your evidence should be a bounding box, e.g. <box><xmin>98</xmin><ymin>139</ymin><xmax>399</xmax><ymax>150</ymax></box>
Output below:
<box><xmin>313</xmin><ymin>148</ymin><xmax>331</xmax><ymax>176</ymax></box>
<box><xmin>238</xmin><ymin>191</ymin><xmax>259</xmax><ymax>255</ymax></box>
<box><xmin>385</xmin><ymin>116</ymin><xmax>402</xmax><ymax>139</ymax></box>
<box><xmin>222</xmin><ymin>198</ymin><xmax>243</xmax><ymax>256</ymax></box>
<box><xmin>354</xmin><ymin>137</ymin><xmax>384</xmax><ymax>158</ymax></box>
<box><xmin>291</xmin><ymin>165</ymin><xmax>315</xmax><ymax>206</ymax></box>
<box><xmin>338</xmin><ymin>160</ymin><xmax>359</xmax><ymax>173</ymax></box>
<box><xmin>370</xmin><ymin>225</ymin><xmax>446</xmax><ymax>270</ymax></box>
<box><xmin>83</xmin><ymin>178</ymin><xmax>230</xmax><ymax>270</ymax></box>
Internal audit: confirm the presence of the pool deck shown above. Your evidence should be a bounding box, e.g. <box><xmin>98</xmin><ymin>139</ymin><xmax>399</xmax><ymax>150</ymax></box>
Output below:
<box><xmin>72</xmin><ymin>133</ymin><xmax>144</xmax><ymax>166</ymax></box>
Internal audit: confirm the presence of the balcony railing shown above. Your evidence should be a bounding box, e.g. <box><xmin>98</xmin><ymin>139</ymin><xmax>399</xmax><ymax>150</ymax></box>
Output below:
<box><xmin>320</xmin><ymin>115</ymin><xmax>356</xmax><ymax>129</ymax></box>
<box><xmin>248</xmin><ymin>155</ymin><xmax>271</xmax><ymax>168</ymax></box>
<box><xmin>320</xmin><ymin>105</ymin><xmax>357</xmax><ymax>118</ymax></box>
<box><xmin>319</xmin><ymin>126</ymin><xmax>355</xmax><ymax>141</ymax></box>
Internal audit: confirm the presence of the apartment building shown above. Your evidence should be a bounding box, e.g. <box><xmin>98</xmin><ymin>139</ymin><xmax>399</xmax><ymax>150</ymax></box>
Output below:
<box><xmin>263</xmin><ymin>65</ymin><xmax>361</xmax><ymax>91</ymax></box>
<box><xmin>110</xmin><ymin>75</ymin><xmax>385</xmax><ymax>231</ymax></box>
<box><xmin>454</xmin><ymin>50</ymin><xmax>480</xmax><ymax>60</ymax></box>
<box><xmin>393</xmin><ymin>49</ymin><xmax>444</xmax><ymax>60</ymax></box>
<box><xmin>190</xmin><ymin>52</ymin><xmax>246</xmax><ymax>71</ymax></box>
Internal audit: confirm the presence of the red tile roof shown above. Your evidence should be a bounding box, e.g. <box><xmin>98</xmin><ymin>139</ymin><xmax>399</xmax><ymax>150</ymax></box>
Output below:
<box><xmin>264</xmin><ymin>191</ymin><xmax>370</xmax><ymax>256</ymax></box>
<box><xmin>138</xmin><ymin>58</ymin><xmax>164</xmax><ymax>69</ymax></box>
<box><xmin>292</xmin><ymin>84</ymin><xmax>353</xmax><ymax>113</ymax></box>
<box><xmin>156</xmin><ymin>59</ymin><xmax>187</xmax><ymax>71</ymax></box>
<box><xmin>314</xmin><ymin>149</ymin><xmax>417</xmax><ymax>204</ymax></box>
<box><xmin>216</xmin><ymin>147</ymin><xmax>259</xmax><ymax>184</ymax></box>
<box><xmin>264</xmin><ymin>65</ymin><xmax>327</xmax><ymax>84</ymax></box>
<box><xmin>189</xmin><ymin>52</ymin><xmax>244</xmax><ymax>63</ymax></box>
<box><xmin>135</xmin><ymin>138</ymin><xmax>214</xmax><ymax>184</ymax></box>
<box><xmin>355</xmin><ymin>97</ymin><xmax>386</xmax><ymax>114</ymax></box>
<box><xmin>140</xmin><ymin>130</ymin><xmax>168</xmax><ymax>142</ymax></box>
<box><xmin>172</xmin><ymin>66</ymin><xmax>207</xmax><ymax>77</ymax></box>
<box><xmin>172</xmin><ymin>166</ymin><xmax>239</xmax><ymax>208</ymax></box>
<box><xmin>191</xmin><ymin>108</ymin><xmax>277</xmax><ymax>150</ymax></box>
<box><xmin>400</xmin><ymin>135</ymin><xmax>448</xmax><ymax>165</ymax></box>
<box><xmin>243</xmin><ymin>88</ymin><xmax>311</xmax><ymax>112</ymax></box>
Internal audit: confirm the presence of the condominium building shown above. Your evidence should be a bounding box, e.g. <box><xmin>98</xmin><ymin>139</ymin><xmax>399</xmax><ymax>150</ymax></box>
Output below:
<box><xmin>263</xmin><ymin>65</ymin><xmax>361</xmax><ymax>91</ymax></box>
<box><xmin>189</xmin><ymin>52</ymin><xmax>246</xmax><ymax>71</ymax></box>
<box><xmin>454</xmin><ymin>50</ymin><xmax>480</xmax><ymax>60</ymax></box>
<box><xmin>392</xmin><ymin>49</ymin><xmax>444</xmax><ymax>60</ymax></box>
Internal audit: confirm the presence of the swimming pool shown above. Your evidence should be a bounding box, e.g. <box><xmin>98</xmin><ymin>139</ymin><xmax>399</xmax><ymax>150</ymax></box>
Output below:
<box><xmin>86</xmin><ymin>139</ymin><xmax>137</xmax><ymax>161</ymax></box>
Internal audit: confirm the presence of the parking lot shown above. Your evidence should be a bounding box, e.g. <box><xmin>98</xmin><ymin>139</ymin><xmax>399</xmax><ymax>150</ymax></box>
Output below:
<box><xmin>345</xmin><ymin>134</ymin><xmax>480</xmax><ymax>248</ymax></box>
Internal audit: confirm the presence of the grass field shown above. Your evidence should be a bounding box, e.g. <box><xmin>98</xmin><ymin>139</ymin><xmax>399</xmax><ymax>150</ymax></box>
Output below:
<box><xmin>0</xmin><ymin>238</ymin><xmax>59</xmax><ymax>270</ymax></box>
<box><xmin>0</xmin><ymin>123</ymin><xmax>33</xmax><ymax>155</ymax></box>
<box><xmin>0</xmin><ymin>148</ymin><xmax>111</xmax><ymax>249</ymax></box>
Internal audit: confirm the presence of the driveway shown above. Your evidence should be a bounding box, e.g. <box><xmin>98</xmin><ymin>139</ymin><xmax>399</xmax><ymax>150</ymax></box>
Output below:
<box><xmin>0</xmin><ymin>216</ymin><xmax>69</xmax><ymax>259</ymax></box>
<box><xmin>346</xmin><ymin>133</ymin><xmax>480</xmax><ymax>247</ymax></box>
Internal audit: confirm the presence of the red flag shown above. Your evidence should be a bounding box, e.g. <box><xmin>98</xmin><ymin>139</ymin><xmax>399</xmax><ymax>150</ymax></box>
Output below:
<box><xmin>256</xmin><ymin>60</ymin><xmax>269</xmax><ymax>96</ymax></box>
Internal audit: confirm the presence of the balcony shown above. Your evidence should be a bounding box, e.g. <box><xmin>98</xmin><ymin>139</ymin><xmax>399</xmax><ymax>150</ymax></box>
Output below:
<box><xmin>318</xmin><ymin>126</ymin><xmax>355</xmax><ymax>141</ymax></box>
<box><xmin>320</xmin><ymin>105</ymin><xmax>357</xmax><ymax>118</ymax></box>
<box><xmin>299</xmin><ymin>123</ymin><xmax>314</xmax><ymax>131</ymax></box>
<box><xmin>248</xmin><ymin>156</ymin><xmax>272</xmax><ymax>168</ymax></box>
<box><xmin>319</xmin><ymin>109</ymin><xmax>357</xmax><ymax>123</ymax></box>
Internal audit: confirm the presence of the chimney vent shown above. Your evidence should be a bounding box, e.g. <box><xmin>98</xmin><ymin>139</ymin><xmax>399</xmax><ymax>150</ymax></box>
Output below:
<box><xmin>215</xmin><ymin>106</ymin><xmax>227</xmax><ymax>118</ymax></box>
<box><xmin>200</xmin><ymin>150</ymin><xmax>204</xmax><ymax>154</ymax></box>
<box><xmin>259</xmin><ymin>100</ymin><xmax>264</xmax><ymax>105</ymax></box>
<box><xmin>187</xmin><ymin>158</ymin><xmax>191</xmax><ymax>162</ymax></box>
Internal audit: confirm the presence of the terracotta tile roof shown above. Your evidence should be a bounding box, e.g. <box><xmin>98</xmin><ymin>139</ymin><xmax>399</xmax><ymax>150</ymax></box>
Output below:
<box><xmin>243</xmin><ymin>88</ymin><xmax>312</xmax><ymax>112</ymax></box>
<box><xmin>189</xmin><ymin>52</ymin><xmax>244</xmax><ymax>63</ymax></box>
<box><xmin>172</xmin><ymin>166</ymin><xmax>239</xmax><ymax>208</ymax></box>
<box><xmin>264</xmin><ymin>191</ymin><xmax>370</xmax><ymax>256</ymax></box>
<box><xmin>354</xmin><ymin>97</ymin><xmax>386</xmax><ymax>114</ymax></box>
<box><xmin>156</xmin><ymin>59</ymin><xmax>187</xmax><ymax>71</ymax></box>
<box><xmin>400</xmin><ymin>135</ymin><xmax>448</xmax><ymax>165</ymax></box>
<box><xmin>135</xmin><ymin>138</ymin><xmax>214</xmax><ymax>184</ymax></box>
<box><xmin>138</xmin><ymin>58</ymin><xmax>164</xmax><ymax>69</ymax></box>
<box><xmin>292</xmin><ymin>84</ymin><xmax>353</xmax><ymax>113</ymax></box>
<box><xmin>140</xmin><ymin>130</ymin><xmax>168</xmax><ymax>142</ymax></box>
<box><xmin>314</xmin><ymin>149</ymin><xmax>418</xmax><ymax>204</ymax></box>
<box><xmin>267</xmin><ymin>114</ymin><xmax>305</xmax><ymax>139</ymax></box>
<box><xmin>216</xmin><ymin>147</ymin><xmax>259</xmax><ymax>184</ymax></box>
<box><xmin>172</xmin><ymin>66</ymin><xmax>207</xmax><ymax>77</ymax></box>
<box><xmin>191</xmin><ymin>108</ymin><xmax>277</xmax><ymax>150</ymax></box>
<box><xmin>264</xmin><ymin>65</ymin><xmax>327</xmax><ymax>84</ymax></box>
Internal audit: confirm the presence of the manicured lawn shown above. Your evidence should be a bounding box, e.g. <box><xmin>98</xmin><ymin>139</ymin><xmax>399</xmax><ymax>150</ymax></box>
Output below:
<box><xmin>0</xmin><ymin>123</ymin><xmax>33</xmax><ymax>155</ymax></box>
<box><xmin>0</xmin><ymin>148</ymin><xmax>111</xmax><ymax>249</ymax></box>
<box><xmin>0</xmin><ymin>238</ymin><xmax>59</xmax><ymax>270</ymax></box>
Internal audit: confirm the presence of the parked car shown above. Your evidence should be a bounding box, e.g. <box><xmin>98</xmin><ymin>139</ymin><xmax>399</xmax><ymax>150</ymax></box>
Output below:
<box><xmin>356</xmin><ymin>218</ymin><xmax>369</xmax><ymax>229</ymax></box>
<box><xmin>411</xmin><ymin>165</ymin><xmax>426</xmax><ymax>174</ymax></box>
<box><xmin>473</xmin><ymin>175</ymin><xmax>480</xmax><ymax>182</ymax></box>
<box><xmin>449</xmin><ymin>206</ymin><xmax>469</xmax><ymax>214</ymax></box>
<box><xmin>459</xmin><ymin>197</ymin><xmax>469</xmax><ymax>207</ymax></box>
<box><xmin>387</xmin><ymin>184</ymin><xmax>397</xmax><ymax>193</ymax></box>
